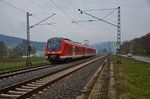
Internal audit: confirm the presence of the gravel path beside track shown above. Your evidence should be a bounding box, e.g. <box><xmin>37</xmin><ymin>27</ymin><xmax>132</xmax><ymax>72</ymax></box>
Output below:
<box><xmin>31</xmin><ymin>58</ymin><xmax>104</xmax><ymax>99</ymax></box>
<box><xmin>0</xmin><ymin>58</ymin><xmax>94</xmax><ymax>90</ymax></box>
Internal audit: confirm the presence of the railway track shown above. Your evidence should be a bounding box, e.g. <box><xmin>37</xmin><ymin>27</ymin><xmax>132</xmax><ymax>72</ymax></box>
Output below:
<box><xmin>0</xmin><ymin>57</ymin><xmax>99</xmax><ymax>90</ymax></box>
<box><xmin>0</xmin><ymin>57</ymin><xmax>96</xmax><ymax>80</ymax></box>
<box><xmin>0</xmin><ymin>55</ymin><xmax>107</xmax><ymax>99</ymax></box>
<box><xmin>0</xmin><ymin>63</ymin><xmax>52</xmax><ymax>79</ymax></box>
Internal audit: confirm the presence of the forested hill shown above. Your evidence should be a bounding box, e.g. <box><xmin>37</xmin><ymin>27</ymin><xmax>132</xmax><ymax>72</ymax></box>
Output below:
<box><xmin>91</xmin><ymin>42</ymin><xmax>116</xmax><ymax>54</ymax></box>
<box><xmin>122</xmin><ymin>33</ymin><xmax>150</xmax><ymax>56</ymax></box>
<box><xmin>0</xmin><ymin>34</ymin><xmax>45</xmax><ymax>51</ymax></box>
<box><xmin>0</xmin><ymin>34</ymin><xmax>117</xmax><ymax>53</ymax></box>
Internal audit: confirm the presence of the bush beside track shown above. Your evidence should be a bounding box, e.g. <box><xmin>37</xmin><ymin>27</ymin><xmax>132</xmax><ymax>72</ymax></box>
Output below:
<box><xmin>111</xmin><ymin>55</ymin><xmax>150</xmax><ymax>98</ymax></box>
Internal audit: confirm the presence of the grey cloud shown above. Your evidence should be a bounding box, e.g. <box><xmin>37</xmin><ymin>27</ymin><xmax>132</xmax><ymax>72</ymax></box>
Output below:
<box><xmin>0</xmin><ymin>0</ymin><xmax>150</xmax><ymax>44</ymax></box>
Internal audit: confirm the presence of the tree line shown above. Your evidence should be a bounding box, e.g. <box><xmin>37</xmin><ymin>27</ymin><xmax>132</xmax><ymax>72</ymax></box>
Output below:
<box><xmin>0</xmin><ymin>39</ymin><xmax>36</xmax><ymax>59</ymax></box>
<box><xmin>121</xmin><ymin>33</ymin><xmax>150</xmax><ymax>56</ymax></box>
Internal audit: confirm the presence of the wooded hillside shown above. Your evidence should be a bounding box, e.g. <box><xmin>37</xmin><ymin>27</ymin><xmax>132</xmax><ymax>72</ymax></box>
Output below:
<box><xmin>121</xmin><ymin>33</ymin><xmax>150</xmax><ymax>56</ymax></box>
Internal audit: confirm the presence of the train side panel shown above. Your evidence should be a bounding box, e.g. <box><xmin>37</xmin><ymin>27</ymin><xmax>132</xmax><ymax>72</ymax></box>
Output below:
<box><xmin>45</xmin><ymin>37</ymin><xmax>96</xmax><ymax>62</ymax></box>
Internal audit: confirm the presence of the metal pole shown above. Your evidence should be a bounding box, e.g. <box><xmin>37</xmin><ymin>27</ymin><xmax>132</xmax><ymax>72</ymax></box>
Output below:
<box><xmin>77</xmin><ymin>8</ymin><xmax>121</xmax><ymax>63</ymax></box>
<box><xmin>26</xmin><ymin>12</ymin><xmax>32</xmax><ymax>66</ymax></box>
<box><xmin>109</xmin><ymin>42</ymin><xmax>111</xmax><ymax>53</ymax></box>
<box><xmin>84</xmin><ymin>40</ymin><xmax>89</xmax><ymax>45</ymax></box>
<box><xmin>26</xmin><ymin>13</ymin><xmax>55</xmax><ymax>67</ymax></box>
<box><xmin>117</xmin><ymin>7</ymin><xmax>121</xmax><ymax>64</ymax></box>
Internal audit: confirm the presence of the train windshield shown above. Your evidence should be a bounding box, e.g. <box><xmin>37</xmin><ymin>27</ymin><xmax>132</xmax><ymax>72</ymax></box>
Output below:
<box><xmin>47</xmin><ymin>38</ymin><xmax>62</xmax><ymax>51</ymax></box>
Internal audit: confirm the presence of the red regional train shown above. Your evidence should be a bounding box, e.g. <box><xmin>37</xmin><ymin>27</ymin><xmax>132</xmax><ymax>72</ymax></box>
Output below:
<box><xmin>45</xmin><ymin>37</ymin><xmax>96</xmax><ymax>62</ymax></box>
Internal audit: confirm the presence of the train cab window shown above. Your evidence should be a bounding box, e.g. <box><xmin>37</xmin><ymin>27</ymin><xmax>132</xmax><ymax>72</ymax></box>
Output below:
<box><xmin>47</xmin><ymin>38</ymin><xmax>62</xmax><ymax>51</ymax></box>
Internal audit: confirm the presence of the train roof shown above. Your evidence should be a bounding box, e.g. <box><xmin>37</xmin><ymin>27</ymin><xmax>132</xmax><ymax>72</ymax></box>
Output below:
<box><xmin>48</xmin><ymin>37</ymin><xmax>95</xmax><ymax>49</ymax></box>
<box><xmin>48</xmin><ymin>37</ymin><xmax>71</xmax><ymax>41</ymax></box>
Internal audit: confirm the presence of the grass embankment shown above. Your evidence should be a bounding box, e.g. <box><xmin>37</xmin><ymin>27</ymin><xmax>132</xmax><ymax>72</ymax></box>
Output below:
<box><xmin>111</xmin><ymin>56</ymin><xmax>150</xmax><ymax>99</ymax></box>
<box><xmin>0</xmin><ymin>57</ymin><xmax>47</xmax><ymax>72</ymax></box>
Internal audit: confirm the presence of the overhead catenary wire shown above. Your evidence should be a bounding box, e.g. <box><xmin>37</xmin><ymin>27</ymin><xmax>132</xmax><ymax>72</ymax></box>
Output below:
<box><xmin>0</xmin><ymin>0</ymin><xmax>95</xmax><ymax>43</ymax></box>
<box><xmin>67</xmin><ymin>0</ymin><xmax>98</xmax><ymax>42</ymax></box>
<box><xmin>27</xmin><ymin>0</ymin><xmax>45</xmax><ymax>10</ymax></box>
<box><xmin>30</xmin><ymin>13</ymin><xmax>55</xmax><ymax>28</ymax></box>
<box><xmin>49</xmin><ymin>0</ymin><xmax>75</xmax><ymax>21</ymax></box>
<box><xmin>73</xmin><ymin>8</ymin><xmax>117</xmax><ymax>23</ymax></box>
<box><xmin>27</xmin><ymin>0</ymin><xmax>85</xmax><ymax>41</ymax></box>
<box><xmin>72</xmin><ymin>20</ymin><xmax>100</xmax><ymax>23</ymax></box>
<box><xmin>78</xmin><ymin>9</ymin><xmax>118</xmax><ymax>27</ymax></box>
<box><xmin>0</xmin><ymin>0</ymin><xmax>44</xmax><ymax>21</ymax></box>
<box><xmin>0</xmin><ymin>0</ymin><xmax>82</xmax><ymax>41</ymax></box>
<box><xmin>72</xmin><ymin>8</ymin><xmax>117</xmax><ymax>23</ymax></box>
<box><xmin>83</xmin><ymin>8</ymin><xmax>117</xmax><ymax>11</ymax></box>
<box><xmin>1</xmin><ymin>0</ymin><xmax>56</xmax><ymax>26</ymax></box>
<box><xmin>27</xmin><ymin>0</ymin><xmax>51</xmax><ymax>12</ymax></box>
<box><xmin>48</xmin><ymin>0</ymin><xmax>96</xmax><ymax>42</ymax></box>
<box><xmin>102</xmin><ymin>8</ymin><xmax>117</xmax><ymax>20</ymax></box>
<box><xmin>0</xmin><ymin>0</ymin><xmax>26</xmax><ymax>13</ymax></box>
<box><xmin>51</xmin><ymin>25</ymin><xmax>83</xmax><ymax>40</ymax></box>
<box><xmin>0</xmin><ymin>0</ymin><xmax>52</xmax><ymax>21</ymax></box>
<box><xmin>0</xmin><ymin>0</ymin><xmax>58</xmax><ymax>38</ymax></box>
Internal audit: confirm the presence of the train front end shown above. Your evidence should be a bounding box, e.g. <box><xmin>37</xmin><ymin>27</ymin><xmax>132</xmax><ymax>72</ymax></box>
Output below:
<box><xmin>45</xmin><ymin>38</ymin><xmax>62</xmax><ymax>62</ymax></box>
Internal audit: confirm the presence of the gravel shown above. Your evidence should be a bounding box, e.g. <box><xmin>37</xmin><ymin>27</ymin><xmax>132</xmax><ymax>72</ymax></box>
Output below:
<box><xmin>0</xmin><ymin>58</ymin><xmax>93</xmax><ymax>89</ymax></box>
<box><xmin>31</xmin><ymin>58</ymin><xmax>103</xmax><ymax>99</ymax></box>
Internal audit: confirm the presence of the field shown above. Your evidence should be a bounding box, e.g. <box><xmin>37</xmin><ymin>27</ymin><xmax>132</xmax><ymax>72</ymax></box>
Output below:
<box><xmin>0</xmin><ymin>57</ymin><xmax>47</xmax><ymax>72</ymax></box>
<box><xmin>111</xmin><ymin>56</ymin><xmax>150</xmax><ymax>99</ymax></box>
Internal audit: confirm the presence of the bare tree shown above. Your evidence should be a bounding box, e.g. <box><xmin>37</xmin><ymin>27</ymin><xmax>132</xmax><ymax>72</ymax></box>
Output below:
<box><xmin>0</xmin><ymin>41</ymin><xmax>7</xmax><ymax>59</ymax></box>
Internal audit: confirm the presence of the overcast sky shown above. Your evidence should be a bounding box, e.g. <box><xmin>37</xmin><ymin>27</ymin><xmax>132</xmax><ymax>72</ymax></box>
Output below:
<box><xmin>0</xmin><ymin>0</ymin><xmax>150</xmax><ymax>44</ymax></box>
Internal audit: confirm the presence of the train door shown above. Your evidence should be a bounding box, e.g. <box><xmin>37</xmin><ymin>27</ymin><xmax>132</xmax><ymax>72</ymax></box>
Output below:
<box><xmin>86</xmin><ymin>48</ymin><xmax>87</xmax><ymax>55</ymax></box>
<box><xmin>73</xmin><ymin>46</ymin><xmax>75</xmax><ymax>56</ymax></box>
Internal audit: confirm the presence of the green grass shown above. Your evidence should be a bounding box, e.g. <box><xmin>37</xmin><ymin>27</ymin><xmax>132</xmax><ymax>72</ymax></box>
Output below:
<box><xmin>111</xmin><ymin>55</ymin><xmax>150</xmax><ymax>99</ymax></box>
<box><xmin>0</xmin><ymin>57</ymin><xmax>47</xmax><ymax>72</ymax></box>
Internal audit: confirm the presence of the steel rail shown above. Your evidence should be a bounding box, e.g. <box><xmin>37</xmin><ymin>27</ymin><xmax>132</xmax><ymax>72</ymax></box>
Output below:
<box><xmin>0</xmin><ymin>55</ymin><xmax>108</xmax><ymax>99</ymax></box>
<box><xmin>0</xmin><ymin>63</ymin><xmax>52</xmax><ymax>79</ymax></box>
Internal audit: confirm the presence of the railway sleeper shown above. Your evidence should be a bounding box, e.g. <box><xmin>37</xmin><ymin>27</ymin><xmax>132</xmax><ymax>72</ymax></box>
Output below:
<box><xmin>0</xmin><ymin>93</ymin><xmax>20</xmax><ymax>98</ymax></box>
<box><xmin>22</xmin><ymin>85</ymin><xmax>37</xmax><ymax>89</ymax></box>
<box><xmin>8</xmin><ymin>90</ymin><xmax>26</xmax><ymax>94</ymax></box>
<box><xmin>27</xmin><ymin>83</ymin><xmax>42</xmax><ymax>87</ymax></box>
<box><xmin>35</xmin><ymin>80</ymin><xmax>46</xmax><ymax>83</ymax></box>
<box><xmin>31</xmin><ymin>82</ymin><xmax>45</xmax><ymax>85</ymax></box>
<box><xmin>16</xmin><ymin>88</ymin><xmax>32</xmax><ymax>91</ymax></box>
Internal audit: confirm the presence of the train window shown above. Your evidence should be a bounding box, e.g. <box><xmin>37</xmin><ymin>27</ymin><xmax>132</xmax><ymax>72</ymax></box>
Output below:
<box><xmin>47</xmin><ymin>38</ymin><xmax>62</xmax><ymax>51</ymax></box>
<box><xmin>73</xmin><ymin>46</ymin><xmax>75</xmax><ymax>53</ymax></box>
<box><xmin>69</xmin><ymin>46</ymin><xmax>72</xmax><ymax>54</ymax></box>
<box><xmin>70</xmin><ymin>46</ymin><xmax>73</xmax><ymax>53</ymax></box>
<box><xmin>76</xmin><ymin>47</ymin><xmax>78</xmax><ymax>53</ymax></box>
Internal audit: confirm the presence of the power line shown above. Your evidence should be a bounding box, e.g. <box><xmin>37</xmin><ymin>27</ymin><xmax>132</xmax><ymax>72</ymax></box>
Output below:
<box><xmin>0</xmin><ymin>0</ymin><xmax>52</xmax><ymax>22</ymax></box>
<box><xmin>39</xmin><ymin>1</ymin><xmax>81</xmax><ymax>39</ymax></box>
<box><xmin>78</xmin><ymin>9</ymin><xmax>118</xmax><ymax>27</ymax></box>
<box><xmin>49</xmin><ymin>0</ymin><xmax>74</xmax><ymax>21</ymax></box>
<box><xmin>30</xmin><ymin>13</ymin><xmax>55</xmax><ymax>28</ymax></box>
<box><xmin>72</xmin><ymin>19</ymin><xmax>100</xmax><ymax>23</ymax></box>
<box><xmin>102</xmin><ymin>8</ymin><xmax>117</xmax><ymax>20</ymax></box>
<box><xmin>27</xmin><ymin>0</ymin><xmax>50</xmax><ymax>12</ymax></box>
<box><xmin>66</xmin><ymin>0</ymin><xmax>98</xmax><ymax>42</ymax></box>
<box><xmin>75</xmin><ymin>8</ymin><xmax>117</xmax><ymax>23</ymax></box>
<box><xmin>48</xmin><ymin>0</ymin><xmax>96</xmax><ymax>42</ymax></box>
<box><xmin>31</xmin><ymin>13</ymin><xmax>51</xmax><ymax>15</ymax></box>
<box><xmin>83</xmin><ymin>8</ymin><xmax>117</xmax><ymax>11</ymax></box>
<box><xmin>51</xmin><ymin>25</ymin><xmax>83</xmax><ymax>40</ymax></box>
<box><xmin>0</xmin><ymin>0</ymin><xmax>26</xmax><ymax>13</ymax></box>
<box><xmin>28</xmin><ymin>0</ymin><xmax>45</xmax><ymax>10</ymax></box>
